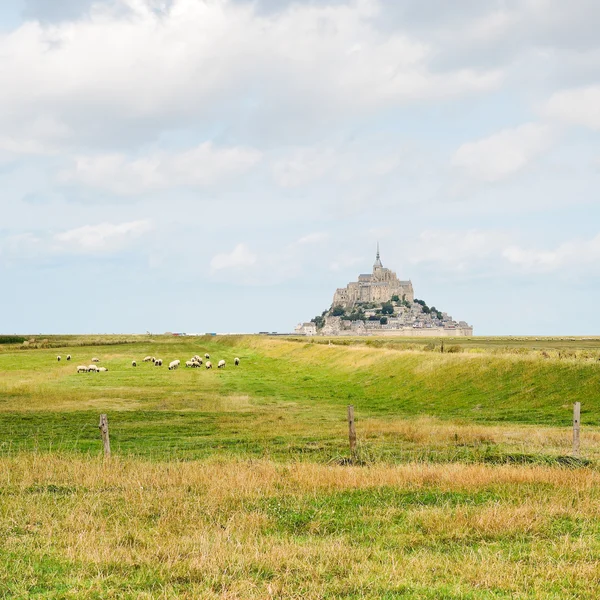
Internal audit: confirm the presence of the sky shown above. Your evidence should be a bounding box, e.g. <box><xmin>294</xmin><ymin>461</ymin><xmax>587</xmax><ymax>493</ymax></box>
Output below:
<box><xmin>1</xmin><ymin>0</ymin><xmax>599</xmax><ymax>335</ymax></box>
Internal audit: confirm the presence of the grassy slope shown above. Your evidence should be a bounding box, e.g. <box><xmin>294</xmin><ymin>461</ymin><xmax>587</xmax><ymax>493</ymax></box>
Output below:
<box><xmin>2</xmin><ymin>336</ymin><xmax>600</xmax><ymax>598</ymax></box>
<box><xmin>1</xmin><ymin>336</ymin><xmax>599</xmax><ymax>460</ymax></box>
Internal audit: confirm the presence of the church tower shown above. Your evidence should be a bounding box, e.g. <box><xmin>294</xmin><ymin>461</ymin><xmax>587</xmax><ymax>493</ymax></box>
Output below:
<box><xmin>373</xmin><ymin>243</ymin><xmax>383</xmax><ymax>271</ymax></box>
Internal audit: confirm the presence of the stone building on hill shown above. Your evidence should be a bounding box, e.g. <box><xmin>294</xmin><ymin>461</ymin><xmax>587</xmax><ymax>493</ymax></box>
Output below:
<box><xmin>296</xmin><ymin>246</ymin><xmax>473</xmax><ymax>337</ymax></box>
<box><xmin>332</xmin><ymin>245</ymin><xmax>414</xmax><ymax>308</ymax></box>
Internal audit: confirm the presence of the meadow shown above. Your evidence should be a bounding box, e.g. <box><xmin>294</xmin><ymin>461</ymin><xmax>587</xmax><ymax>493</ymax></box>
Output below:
<box><xmin>1</xmin><ymin>334</ymin><xmax>600</xmax><ymax>598</ymax></box>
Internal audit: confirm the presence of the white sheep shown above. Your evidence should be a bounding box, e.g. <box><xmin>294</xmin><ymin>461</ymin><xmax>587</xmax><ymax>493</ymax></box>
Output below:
<box><xmin>57</xmin><ymin>356</ymin><xmax>61</xmax><ymax>362</ymax></box>
<box><xmin>205</xmin><ymin>353</ymin><xmax>210</xmax><ymax>359</ymax></box>
<box><xmin>98</xmin><ymin>366</ymin><xmax>108</xmax><ymax>372</ymax></box>
<box><xmin>185</xmin><ymin>360</ymin><xmax>194</xmax><ymax>368</ymax></box>
<box><xmin>234</xmin><ymin>357</ymin><xmax>240</xmax><ymax>366</ymax></box>
<box><xmin>91</xmin><ymin>357</ymin><xmax>100</xmax><ymax>363</ymax></box>
<box><xmin>143</xmin><ymin>356</ymin><xmax>153</xmax><ymax>362</ymax></box>
<box><xmin>87</xmin><ymin>365</ymin><xmax>98</xmax><ymax>372</ymax></box>
<box><xmin>205</xmin><ymin>361</ymin><xmax>212</xmax><ymax>369</ymax></box>
<box><xmin>155</xmin><ymin>359</ymin><xmax>163</xmax><ymax>367</ymax></box>
<box><xmin>77</xmin><ymin>365</ymin><xmax>88</xmax><ymax>373</ymax></box>
<box><xmin>66</xmin><ymin>355</ymin><xmax>71</xmax><ymax>361</ymax></box>
<box><xmin>152</xmin><ymin>357</ymin><xmax>156</xmax><ymax>363</ymax></box>
<box><xmin>132</xmin><ymin>360</ymin><xmax>137</xmax><ymax>367</ymax></box>
<box><xmin>218</xmin><ymin>359</ymin><xmax>226</xmax><ymax>369</ymax></box>
<box><xmin>168</xmin><ymin>360</ymin><xmax>180</xmax><ymax>370</ymax></box>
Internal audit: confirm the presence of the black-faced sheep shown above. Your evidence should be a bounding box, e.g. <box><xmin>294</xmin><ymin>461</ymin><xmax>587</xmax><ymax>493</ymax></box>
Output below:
<box><xmin>168</xmin><ymin>360</ymin><xmax>180</xmax><ymax>370</ymax></box>
<box><xmin>205</xmin><ymin>353</ymin><xmax>210</xmax><ymax>359</ymax></box>
<box><xmin>132</xmin><ymin>360</ymin><xmax>137</xmax><ymax>367</ymax></box>
<box><xmin>77</xmin><ymin>365</ymin><xmax>87</xmax><ymax>373</ymax></box>
<box><xmin>205</xmin><ymin>361</ymin><xmax>212</xmax><ymax>369</ymax></box>
<box><xmin>57</xmin><ymin>356</ymin><xmax>61</xmax><ymax>362</ymax></box>
<box><xmin>234</xmin><ymin>357</ymin><xmax>240</xmax><ymax>366</ymax></box>
<box><xmin>66</xmin><ymin>355</ymin><xmax>71</xmax><ymax>361</ymax></box>
<box><xmin>218</xmin><ymin>360</ymin><xmax>226</xmax><ymax>369</ymax></box>
<box><xmin>143</xmin><ymin>356</ymin><xmax>153</xmax><ymax>362</ymax></box>
<box><xmin>91</xmin><ymin>357</ymin><xmax>100</xmax><ymax>363</ymax></box>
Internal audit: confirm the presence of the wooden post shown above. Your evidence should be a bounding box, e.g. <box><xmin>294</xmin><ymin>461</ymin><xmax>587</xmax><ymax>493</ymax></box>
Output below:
<box><xmin>573</xmin><ymin>402</ymin><xmax>581</xmax><ymax>457</ymax></box>
<box><xmin>347</xmin><ymin>405</ymin><xmax>357</xmax><ymax>460</ymax></box>
<box><xmin>99</xmin><ymin>414</ymin><xmax>111</xmax><ymax>456</ymax></box>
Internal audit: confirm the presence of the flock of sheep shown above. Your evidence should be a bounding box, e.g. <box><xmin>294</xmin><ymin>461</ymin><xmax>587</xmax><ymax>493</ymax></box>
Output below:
<box><xmin>57</xmin><ymin>352</ymin><xmax>240</xmax><ymax>373</ymax></box>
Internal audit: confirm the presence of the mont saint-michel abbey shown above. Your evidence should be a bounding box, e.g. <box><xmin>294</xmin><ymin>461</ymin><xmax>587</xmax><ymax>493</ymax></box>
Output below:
<box><xmin>296</xmin><ymin>246</ymin><xmax>473</xmax><ymax>337</ymax></box>
<box><xmin>332</xmin><ymin>245</ymin><xmax>414</xmax><ymax>308</ymax></box>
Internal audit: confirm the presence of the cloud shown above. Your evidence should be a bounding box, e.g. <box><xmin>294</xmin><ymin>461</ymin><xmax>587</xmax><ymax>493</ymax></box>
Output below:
<box><xmin>502</xmin><ymin>233</ymin><xmax>600</xmax><ymax>272</ymax></box>
<box><xmin>452</xmin><ymin>123</ymin><xmax>554</xmax><ymax>182</ymax></box>
<box><xmin>544</xmin><ymin>85</ymin><xmax>600</xmax><ymax>130</ymax></box>
<box><xmin>210</xmin><ymin>243</ymin><xmax>257</xmax><ymax>272</ymax></box>
<box><xmin>0</xmin><ymin>0</ymin><xmax>503</xmax><ymax>152</ymax></box>
<box><xmin>59</xmin><ymin>143</ymin><xmax>262</xmax><ymax>195</ymax></box>
<box><xmin>297</xmin><ymin>232</ymin><xmax>329</xmax><ymax>245</ymax></box>
<box><xmin>54</xmin><ymin>220</ymin><xmax>153</xmax><ymax>253</ymax></box>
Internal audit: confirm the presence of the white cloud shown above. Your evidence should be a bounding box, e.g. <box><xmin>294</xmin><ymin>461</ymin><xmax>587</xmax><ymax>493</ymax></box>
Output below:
<box><xmin>502</xmin><ymin>233</ymin><xmax>600</xmax><ymax>272</ymax></box>
<box><xmin>0</xmin><ymin>0</ymin><xmax>503</xmax><ymax>152</ymax></box>
<box><xmin>54</xmin><ymin>220</ymin><xmax>153</xmax><ymax>253</ymax></box>
<box><xmin>452</xmin><ymin>123</ymin><xmax>554</xmax><ymax>182</ymax></box>
<box><xmin>210</xmin><ymin>243</ymin><xmax>257</xmax><ymax>272</ymax></box>
<box><xmin>545</xmin><ymin>85</ymin><xmax>600</xmax><ymax>130</ymax></box>
<box><xmin>297</xmin><ymin>232</ymin><xmax>329</xmax><ymax>245</ymax></box>
<box><xmin>59</xmin><ymin>143</ymin><xmax>262</xmax><ymax>195</ymax></box>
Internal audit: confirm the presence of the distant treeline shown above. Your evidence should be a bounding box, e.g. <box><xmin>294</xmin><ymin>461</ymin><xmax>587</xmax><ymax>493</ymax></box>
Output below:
<box><xmin>0</xmin><ymin>336</ymin><xmax>26</xmax><ymax>344</ymax></box>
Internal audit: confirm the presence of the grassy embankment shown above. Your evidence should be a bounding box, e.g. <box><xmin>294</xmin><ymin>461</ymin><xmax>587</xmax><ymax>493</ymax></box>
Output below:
<box><xmin>1</xmin><ymin>335</ymin><xmax>600</xmax><ymax>598</ymax></box>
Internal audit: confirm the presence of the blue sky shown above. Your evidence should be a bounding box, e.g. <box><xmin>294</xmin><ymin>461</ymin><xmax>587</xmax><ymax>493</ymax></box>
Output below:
<box><xmin>1</xmin><ymin>0</ymin><xmax>599</xmax><ymax>335</ymax></box>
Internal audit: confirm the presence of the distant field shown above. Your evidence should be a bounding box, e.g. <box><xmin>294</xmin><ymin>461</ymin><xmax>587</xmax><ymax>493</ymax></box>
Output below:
<box><xmin>1</xmin><ymin>334</ymin><xmax>600</xmax><ymax>598</ymax></box>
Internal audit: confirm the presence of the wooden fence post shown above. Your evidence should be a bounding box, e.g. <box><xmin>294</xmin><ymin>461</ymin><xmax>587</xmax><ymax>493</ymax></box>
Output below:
<box><xmin>99</xmin><ymin>414</ymin><xmax>111</xmax><ymax>457</ymax></box>
<box><xmin>347</xmin><ymin>405</ymin><xmax>357</xmax><ymax>460</ymax></box>
<box><xmin>573</xmin><ymin>402</ymin><xmax>581</xmax><ymax>457</ymax></box>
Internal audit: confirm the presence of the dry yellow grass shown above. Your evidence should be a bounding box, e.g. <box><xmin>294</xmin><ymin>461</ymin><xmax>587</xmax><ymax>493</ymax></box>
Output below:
<box><xmin>2</xmin><ymin>456</ymin><xmax>600</xmax><ymax>598</ymax></box>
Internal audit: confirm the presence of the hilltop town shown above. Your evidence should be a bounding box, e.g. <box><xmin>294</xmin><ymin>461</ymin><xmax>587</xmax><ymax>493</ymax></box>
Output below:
<box><xmin>296</xmin><ymin>247</ymin><xmax>473</xmax><ymax>337</ymax></box>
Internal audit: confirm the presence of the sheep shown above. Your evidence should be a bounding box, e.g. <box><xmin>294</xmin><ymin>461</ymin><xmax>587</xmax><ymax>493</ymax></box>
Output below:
<box><xmin>218</xmin><ymin>359</ymin><xmax>226</xmax><ymax>369</ymax></box>
<box><xmin>154</xmin><ymin>359</ymin><xmax>163</xmax><ymax>367</ymax></box>
<box><xmin>77</xmin><ymin>365</ymin><xmax>88</xmax><ymax>373</ymax></box>
<box><xmin>132</xmin><ymin>360</ymin><xmax>137</xmax><ymax>367</ymax></box>
<box><xmin>57</xmin><ymin>356</ymin><xmax>61</xmax><ymax>362</ymax></box>
<box><xmin>143</xmin><ymin>356</ymin><xmax>153</xmax><ymax>362</ymax></box>
<box><xmin>205</xmin><ymin>353</ymin><xmax>210</xmax><ymax>359</ymax></box>
<box><xmin>168</xmin><ymin>360</ymin><xmax>180</xmax><ymax>370</ymax></box>
<box><xmin>87</xmin><ymin>365</ymin><xmax>98</xmax><ymax>372</ymax></box>
<box><xmin>151</xmin><ymin>357</ymin><xmax>156</xmax><ymax>363</ymax></box>
<box><xmin>185</xmin><ymin>360</ymin><xmax>194</xmax><ymax>368</ymax></box>
<box><xmin>98</xmin><ymin>366</ymin><xmax>108</xmax><ymax>372</ymax></box>
<box><xmin>91</xmin><ymin>357</ymin><xmax>100</xmax><ymax>363</ymax></box>
<box><xmin>234</xmin><ymin>357</ymin><xmax>240</xmax><ymax>366</ymax></box>
<box><xmin>193</xmin><ymin>355</ymin><xmax>202</xmax><ymax>363</ymax></box>
<box><xmin>205</xmin><ymin>361</ymin><xmax>212</xmax><ymax>369</ymax></box>
<box><xmin>66</xmin><ymin>355</ymin><xmax>71</xmax><ymax>361</ymax></box>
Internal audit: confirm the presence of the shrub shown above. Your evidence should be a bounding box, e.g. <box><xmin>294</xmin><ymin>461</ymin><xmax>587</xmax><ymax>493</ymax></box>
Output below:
<box><xmin>331</xmin><ymin>306</ymin><xmax>345</xmax><ymax>317</ymax></box>
<box><xmin>0</xmin><ymin>336</ymin><xmax>25</xmax><ymax>344</ymax></box>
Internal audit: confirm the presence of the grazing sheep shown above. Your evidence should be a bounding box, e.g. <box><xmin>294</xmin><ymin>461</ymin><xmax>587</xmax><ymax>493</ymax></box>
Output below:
<box><xmin>218</xmin><ymin>359</ymin><xmax>226</xmax><ymax>369</ymax></box>
<box><xmin>87</xmin><ymin>365</ymin><xmax>98</xmax><ymax>372</ymax></box>
<box><xmin>77</xmin><ymin>365</ymin><xmax>88</xmax><ymax>373</ymax></box>
<box><xmin>57</xmin><ymin>356</ymin><xmax>61</xmax><ymax>362</ymax></box>
<box><xmin>66</xmin><ymin>355</ymin><xmax>71</xmax><ymax>361</ymax></box>
<box><xmin>205</xmin><ymin>353</ymin><xmax>210</xmax><ymax>359</ymax></box>
<box><xmin>91</xmin><ymin>357</ymin><xmax>100</xmax><ymax>363</ymax></box>
<box><xmin>151</xmin><ymin>357</ymin><xmax>156</xmax><ymax>363</ymax></box>
<box><xmin>98</xmin><ymin>367</ymin><xmax>108</xmax><ymax>372</ymax></box>
<box><xmin>185</xmin><ymin>360</ymin><xmax>194</xmax><ymax>368</ymax></box>
<box><xmin>234</xmin><ymin>357</ymin><xmax>240</xmax><ymax>366</ymax></box>
<box><xmin>205</xmin><ymin>361</ymin><xmax>212</xmax><ymax>369</ymax></box>
<box><xmin>132</xmin><ymin>360</ymin><xmax>137</xmax><ymax>367</ymax></box>
<box><xmin>143</xmin><ymin>356</ymin><xmax>153</xmax><ymax>362</ymax></box>
<box><xmin>168</xmin><ymin>360</ymin><xmax>180</xmax><ymax>370</ymax></box>
<box><xmin>154</xmin><ymin>359</ymin><xmax>163</xmax><ymax>367</ymax></box>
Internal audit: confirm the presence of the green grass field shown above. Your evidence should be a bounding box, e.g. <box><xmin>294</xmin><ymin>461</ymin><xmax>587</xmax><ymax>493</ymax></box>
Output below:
<box><xmin>1</xmin><ymin>335</ymin><xmax>600</xmax><ymax>598</ymax></box>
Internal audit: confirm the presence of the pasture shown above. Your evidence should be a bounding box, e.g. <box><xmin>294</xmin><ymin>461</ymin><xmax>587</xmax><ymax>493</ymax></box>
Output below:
<box><xmin>1</xmin><ymin>334</ymin><xmax>600</xmax><ymax>598</ymax></box>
